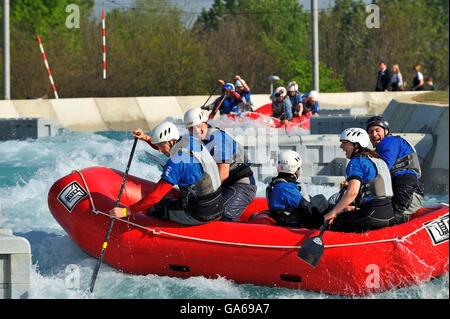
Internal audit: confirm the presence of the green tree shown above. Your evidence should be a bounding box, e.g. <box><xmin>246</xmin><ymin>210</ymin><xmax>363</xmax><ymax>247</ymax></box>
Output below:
<box><xmin>195</xmin><ymin>0</ymin><xmax>344</xmax><ymax>93</ymax></box>
<box><xmin>319</xmin><ymin>0</ymin><xmax>449</xmax><ymax>91</ymax></box>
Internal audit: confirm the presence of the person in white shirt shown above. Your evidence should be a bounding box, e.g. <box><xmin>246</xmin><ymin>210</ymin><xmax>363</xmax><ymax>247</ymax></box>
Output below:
<box><xmin>391</xmin><ymin>64</ymin><xmax>404</xmax><ymax>91</ymax></box>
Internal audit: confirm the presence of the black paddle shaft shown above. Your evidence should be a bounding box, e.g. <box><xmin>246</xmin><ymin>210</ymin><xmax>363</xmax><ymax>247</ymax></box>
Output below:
<box><xmin>201</xmin><ymin>82</ymin><xmax>221</xmax><ymax>109</ymax></box>
<box><xmin>88</xmin><ymin>138</ymin><xmax>138</xmax><ymax>293</ymax></box>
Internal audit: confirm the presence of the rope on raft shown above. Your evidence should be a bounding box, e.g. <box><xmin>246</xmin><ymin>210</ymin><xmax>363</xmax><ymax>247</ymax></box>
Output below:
<box><xmin>74</xmin><ymin>169</ymin><xmax>449</xmax><ymax>250</ymax></box>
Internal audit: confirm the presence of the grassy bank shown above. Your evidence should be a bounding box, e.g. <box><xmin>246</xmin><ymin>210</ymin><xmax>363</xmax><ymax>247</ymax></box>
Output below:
<box><xmin>412</xmin><ymin>91</ymin><xmax>449</xmax><ymax>105</ymax></box>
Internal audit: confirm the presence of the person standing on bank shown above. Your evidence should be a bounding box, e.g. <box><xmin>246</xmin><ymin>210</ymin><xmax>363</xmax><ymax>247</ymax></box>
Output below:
<box><xmin>183</xmin><ymin>108</ymin><xmax>257</xmax><ymax>221</ymax></box>
<box><xmin>109</xmin><ymin>121</ymin><xmax>223</xmax><ymax>225</ymax></box>
<box><xmin>324</xmin><ymin>128</ymin><xmax>406</xmax><ymax>232</ymax></box>
<box><xmin>411</xmin><ymin>64</ymin><xmax>424</xmax><ymax>91</ymax></box>
<box><xmin>391</xmin><ymin>64</ymin><xmax>404</xmax><ymax>91</ymax></box>
<box><xmin>366</xmin><ymin>116</ymin><xmax>424</xmax><ymax>218</ymax></box>
<box><xmin>375</xmin><ymin>61</ymin><xmax>392</xmax><ymax>92</ymax></box>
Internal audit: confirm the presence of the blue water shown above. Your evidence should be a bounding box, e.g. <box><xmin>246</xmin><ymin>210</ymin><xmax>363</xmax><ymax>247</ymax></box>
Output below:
<box><xmin>0</xmin><ymin>128</ymin><xmax>448</xmax><ymax>299</ymax></box>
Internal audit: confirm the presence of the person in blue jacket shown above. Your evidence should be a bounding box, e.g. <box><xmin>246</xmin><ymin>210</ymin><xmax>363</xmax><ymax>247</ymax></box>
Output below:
<box><xmin>202</xmin><ymin>82</ymin><xmax>242</xmax><ymax>115</ymax></box>
<box><xmin>301</xmin><ymin>90</ymin><xmax>320</xmax><ymax>117</ymax></box>
<box><xmin>324</xmin><ymin>128</ymin><xmax>407</xmax><ymax>232</ymax></box>
<box><xmin>366</xmin><ymin>116</ymin><xmax>424</xmax><ymax>218</ymax></box>
<box><xmin>266</xmin><ymin>150</ymin><xmax>328</xmax><ymax>228</ymax></box>
<box><xmin>183</xmin><ymin>108</ymin><xmax>257</xmax><ymax>222</ymax></box>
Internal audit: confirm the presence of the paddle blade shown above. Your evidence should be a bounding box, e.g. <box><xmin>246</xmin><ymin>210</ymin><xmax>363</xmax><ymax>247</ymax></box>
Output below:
<box><xmin>297</xmin><ymin>235</ymin><xmax>325</xmax><ymax>268</ymax></box>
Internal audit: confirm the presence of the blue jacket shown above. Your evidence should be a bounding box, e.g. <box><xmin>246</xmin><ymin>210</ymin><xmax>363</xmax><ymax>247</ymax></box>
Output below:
<box><xmin>268</xmin><ymin>180</ymin><xmax>304</xmax><ymax>211</ymax></box>
<box><xmin>302</xmin><ymin>93</ymin><xmax>319</xmax><ymax>114</ymax></box>
<box><xmin>376</xmin><ymin>135</ymin><xmax>419</xmax><ymax>179</ymax></box>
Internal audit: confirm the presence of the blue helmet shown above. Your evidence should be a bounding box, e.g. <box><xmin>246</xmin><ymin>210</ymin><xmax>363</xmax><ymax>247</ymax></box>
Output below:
<box><xmin>222</xmin><ymin>83</ymin><xmax>234</xmax><ymax>92</ymax></box>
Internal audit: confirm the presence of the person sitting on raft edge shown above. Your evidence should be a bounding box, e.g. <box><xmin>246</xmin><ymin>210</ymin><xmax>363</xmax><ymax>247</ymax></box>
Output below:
<box><xmin>324</xmin><ymin>128</ymin><xmax>407</xmax><ymax>233</ymax></box>
<box><xmin>183</xmin><ymin>107</ymin><xmax>257</xmax><ymax>222</ymax></box>
<box><xmin>270</xmin><ymin>86</ymin><xmax>293</xmax><ymax>126</ymax></box>
<box><xmin>266</xmin><ymin>150</ymin><xmax>329</xmax><ymax>228</ymax></box>
<box><xmin>366</xmin><ymin>116</ymin><xmax>424</xmax><ymax>219</ymax></box>
<box><xmin>202</xmin><ymin>80</ymin><xmax>242</xmax><ymax>115</ymax></box>
<box><xmin>109</xmin><ymin>121</ymin><xmax>224</xmax><ymax>225</ymax></box>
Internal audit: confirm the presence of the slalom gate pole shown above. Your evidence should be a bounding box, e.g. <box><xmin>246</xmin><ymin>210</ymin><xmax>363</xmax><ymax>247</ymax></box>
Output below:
<box><xmin>36</xmin><ymin>35</ymin><xmax>59</xmax><ymax>99</ymax></box>
<box><xmin>102</xmin><ymin>10</ymin><xmax>106</xmax><ymax>80</ymax></box>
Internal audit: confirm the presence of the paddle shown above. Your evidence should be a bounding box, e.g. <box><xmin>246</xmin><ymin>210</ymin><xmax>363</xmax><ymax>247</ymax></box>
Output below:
<box><xmin>208</xmin><ymin>94</ymin><xmax>227</xmax><ymax>120</ymax></box>
<box><xmin>88</xmin><ymin>137</ymin><xmax>138</xmax><ymax>293</ymax></box>
<box><xmin>297</xmin><ymin>220</ymin><xmax>329</xmax><ymax>267</ymax></box>
<box><xmin>297</xmin><ymin>186</ymin><xmax>346</xmax><ymax>267</ymax></box>
<box><xmin>201</xmin><ymin>82</ymin><xmax>221</xmax><ymax>109</ymax></box>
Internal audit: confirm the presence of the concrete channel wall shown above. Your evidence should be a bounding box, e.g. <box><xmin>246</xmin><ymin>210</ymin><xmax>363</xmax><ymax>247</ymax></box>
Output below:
<box><xmin>0</xmin><ymin>91</ymin><xmax>418</xmax><ymax>132</ymax></box>
<box><xmin>0</xmin><ymin>202</ymin><xmax>31</xmax><ymax>299</ymax></box>
<box><xmin>382</xmin><ymin>94</ymin><xmax>449</xmax><ymax>193</ymax></box>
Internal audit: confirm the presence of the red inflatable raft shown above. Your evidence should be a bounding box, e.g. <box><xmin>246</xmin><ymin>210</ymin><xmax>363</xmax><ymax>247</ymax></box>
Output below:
<box><xmin>48</xmin><ymin>166</ymin><xmax>449</xmax><ymax>296</ymax></box>
<box><xmin>226</xmin><ymin>103</ymin><xmax>310</xmax><ymax>131</ymax></box>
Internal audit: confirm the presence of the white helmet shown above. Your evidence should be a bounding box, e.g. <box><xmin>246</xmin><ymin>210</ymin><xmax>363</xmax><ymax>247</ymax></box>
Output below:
<box><xmin>277</xmin><ymin>150</ymin><xmax>303</xmax><ymax>174</ymax></box>
<box><xmin>151</xmin><ymin>121</ymin><xmax>180</xmax><ymax>144</ymax></box>
<box><xmin>340</xmin><ymin>127</ymin><xmax>370</xmax><ymax>148</ymax></box>
<box><xmin>235</xmin><ymin>79</ymin><xmax>243</xmax><ymax>88</ymax></box>
<box><xmin>287</xmin><ymin>81</ymin><xmax>298</xmax><ymax>92</ymax></box>
<box><xmin>310</xmin><ymin>90</ymin><xmax>319</xmax><ymax>100</ymax></box>
<box><xmin>184</xmin><ymin>108</ymin><xmax>207</xmax><ymax>128</ymax></box>
<box><xmin>274</xmin><ymin>86</ymin><xmax>287</xmax><ymax>98</ymax></box>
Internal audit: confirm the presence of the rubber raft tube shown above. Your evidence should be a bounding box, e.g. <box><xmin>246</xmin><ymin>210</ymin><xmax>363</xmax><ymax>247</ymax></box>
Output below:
<box><xmin>226</xmin><ymin>103</ymin><xmax>310</xmax><ymax>131</ymax></box>
<box><xmin>48</xmin><ymin>166</ymin><xmax>449</xmax><ymax>296</ymax></box>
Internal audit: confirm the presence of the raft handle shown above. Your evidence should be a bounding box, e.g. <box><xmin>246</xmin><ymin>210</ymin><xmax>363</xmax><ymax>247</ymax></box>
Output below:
<box><xmin>169</xmin><ymin>264</ymin><xmax>190</xmax><ymax>272</ymax></box>
<box><xmin>280</xmin><ymin>274</ymin><xmax>302</xmax><ymax>283</ymax></box>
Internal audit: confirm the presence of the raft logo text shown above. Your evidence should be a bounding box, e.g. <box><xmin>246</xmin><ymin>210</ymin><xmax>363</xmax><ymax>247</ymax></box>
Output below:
<box><xmin>57</xmin><ymin>181</ymin><xmax>88</xmax><ymax>212</ymax></box>
<box><xmin>424</xmin><ymin>214</ymin><xmax>449</xmax><ymax>246</ymax></box>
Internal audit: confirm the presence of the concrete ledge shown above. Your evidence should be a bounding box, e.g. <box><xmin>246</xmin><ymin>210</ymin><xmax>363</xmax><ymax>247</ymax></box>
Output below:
<box><xmin>382</xmin><ymin>95</ymin><xmax>449</xmax><ymax>193</ymax></box>
<box><xmin>0</xmin><ymin>231</ymin><xmax>31</xmax><ymax>299</ymax></box>
<box><xmin>0</xmin><ymin>118</ymin><xmax>58</xmax><ymax>140</ymax></box>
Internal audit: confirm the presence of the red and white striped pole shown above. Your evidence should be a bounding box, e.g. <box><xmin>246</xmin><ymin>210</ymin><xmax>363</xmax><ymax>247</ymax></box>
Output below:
<box><xmin>36</xmin><ymin>35</ymin><xmax>59</xmax><ymax>99</ymax></box>
<box><xmin>102</xmin><ymin>10</ymin><xmax>106</xmax><ymax>80</ymax></box>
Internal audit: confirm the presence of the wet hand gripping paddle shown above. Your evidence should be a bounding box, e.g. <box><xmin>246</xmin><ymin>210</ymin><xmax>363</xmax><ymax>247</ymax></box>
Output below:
<box><xmin>297</xmin><ymin>220</ymin><xmax>329</xmax><ymax>267</ymax></box>
<box><xmin>88</xmin><ymin>138</ymin><xmax>138</xmax><ymax>293</ymax></box>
